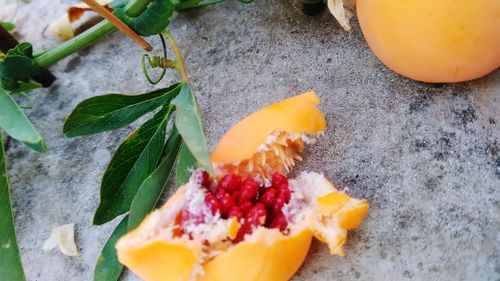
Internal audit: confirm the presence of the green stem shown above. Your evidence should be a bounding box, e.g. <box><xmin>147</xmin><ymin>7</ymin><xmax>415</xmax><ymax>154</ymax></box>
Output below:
<box><xmin>34</xmin><ymin>22</ymin><xmax>114</xmax><ymax>68</ymax></box>
<box><xmin>34</xmin><ymin>0</ymin><xmax>151</xmax><ymax>68</ymax></box>
<box><xmin>163</xmin><ymin>30</ymin><xmax>188</xmax><ymax>82</ymax></box>
<box><xmin>175</xmin><ymin>0</ymin><xmax>226</xmax><ymax>10</ymax></box>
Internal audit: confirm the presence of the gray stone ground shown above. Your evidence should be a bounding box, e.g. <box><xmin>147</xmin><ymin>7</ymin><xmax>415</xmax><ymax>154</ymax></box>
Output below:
<box><xmin>2</xmin><ymin>0</ymin><xmax>499</xmax><ymax>280</ymax></box>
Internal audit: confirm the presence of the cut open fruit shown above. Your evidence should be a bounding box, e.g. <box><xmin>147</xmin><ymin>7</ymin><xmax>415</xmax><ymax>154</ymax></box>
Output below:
<box><xmin>116</xmin><ymin>92</ymin><xmax>369</xmax><ymax>281</ymax></box>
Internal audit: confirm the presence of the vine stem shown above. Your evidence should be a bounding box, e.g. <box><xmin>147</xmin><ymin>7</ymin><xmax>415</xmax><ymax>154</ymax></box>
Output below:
<box><xmin>34</xmin><ymin>0</ymin><xmax>152</xmax><ymax>68</ymax></box>
<box><xmin>82</xmin><ymin>0</ymin><xmax>152</xmax><ymax>51</ymax></box>
<box><xmin>163</xmin><ymin>30</ymin><xmax>188</xmax><ymax>82</ymax></box>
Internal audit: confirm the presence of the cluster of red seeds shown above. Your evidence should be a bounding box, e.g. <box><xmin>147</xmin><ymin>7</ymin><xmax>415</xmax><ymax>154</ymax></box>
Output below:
<box><xmin>200</xmin><ymin>172</ymin><xmax>292</xmax><ymax>243</ymax></box>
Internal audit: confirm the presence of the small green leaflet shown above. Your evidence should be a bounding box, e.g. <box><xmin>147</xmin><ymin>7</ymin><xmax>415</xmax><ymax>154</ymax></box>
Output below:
<box><xmin>93</xmin><ymin>106</ymin><xmax>174</xmax><ymax>225</ymax></box>
<box><xmin>0</xmin><ymin>88</ymin><xmax>46</xmax><ymax>153</ymax></box>
<box><xmin>171</xmin><ymin>84</ymin><xmax>213</xmax><ymax>175</ymax></box>
<box><xmin>94</xmin><ymin>216</ymin><xmax>128</xmax><ymax>281</ymax></box>
<box><xmin>112</xmin><ymin>0</ymin><xmax>175</xmax><ymax>36</ymax></box>
<box><xmin>64</xmin><ymin>82</ymin><xmax>182</xmax><ymax>137</ymax></box>
<box><xmin>128</xmin><ymin>126</ymin><xmax>181</xmax><ymax>230</ymax></box>
<box><xmin>175</xmin><ymin>142</ymin><xmax>198</xmax><ymax>187</ymax></box>
<box><xmin>0</xmin><ymin>133</ymin><xmax>26</xmax><ymax>281</ymax></box>
<box><xmin>0</xmin><ymin>43</ymin><xmax>45</xmax><ymax>92</ymax></box>
<box><xmin>15</xmin><ymin>81</ymin><xmax>42</xmax><ymax>93</ymax></box>
<box><xmin>0</xmin><ymin>22</ymin><xmax>15</xmax><ymax>31</ymax></box>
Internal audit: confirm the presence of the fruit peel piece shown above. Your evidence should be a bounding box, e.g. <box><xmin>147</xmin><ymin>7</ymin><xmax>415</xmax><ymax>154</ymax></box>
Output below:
<box><xmin>312</xmin><ymin>194</ymin><xmax>369</xmax><ymax>255</ymax></box>
<box><xmin>211</xmin><ymin>91</ymin><xmax>326</xmax><ymax>165</ymax></box>
<box><xmin>338</xmin><ymin>200</ymin><xmax>369</xmax><ymax>230</ymax></box>
<box><xmin>288</xmin><ymin>173</ymin><xmax>368</xmax><ymax>257</ymax></box>
<box><xmin>116</xmin><ymin>186</ymin><xmax>203</xmax><ymax>281</ymax></box>
<box><xmin>316</xmin><ymin>190</ymin><xmax>370</xmax><ymax>230</ymax></box>
<box><xmin>117</xmin><ymin>239</ymin><xmax>200</xmax><ymax>281</ymax></box>
<box><xmin>201</xmin><ymin>229</ymin><xmax>313</xmax><ymax>281</ymax></box>
<box><xmin>317</xmin><ymin>191</ymin><xmax>351</xmax><ymax>217</ymax></box>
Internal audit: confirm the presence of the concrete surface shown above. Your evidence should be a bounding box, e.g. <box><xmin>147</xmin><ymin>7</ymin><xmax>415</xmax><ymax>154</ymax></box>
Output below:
<box><xmin>3</xmin><ymin>0</ymin><xmax>499</xmax><ymax>280</ymax></box>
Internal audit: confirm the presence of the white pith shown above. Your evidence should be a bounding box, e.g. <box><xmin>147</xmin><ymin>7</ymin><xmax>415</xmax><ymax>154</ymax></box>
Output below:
<box><xmin>213</xmin><ymin>130</ymin><xmax>323</xmax><ymax>182</ymax></box>
<box><xmin>117</xmin><ymin>170</ymin><xmax>363</xmax><ymax>280</ymax></box>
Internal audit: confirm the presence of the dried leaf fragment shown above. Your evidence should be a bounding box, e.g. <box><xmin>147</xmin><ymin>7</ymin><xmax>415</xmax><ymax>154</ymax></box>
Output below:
<box><xmin>327</xmin><ymin>0</ymin><xmax>356</xmax><ymax>32</ymax></box>
<box><xmin>42</xmin><ymin>223</ymin><xmax>79</xmax><ymax>256</ymax></box>
<box><xmin>46</xmin><ymin>0</ymin><xmax>112</xmax><ymax>41</ymax></box>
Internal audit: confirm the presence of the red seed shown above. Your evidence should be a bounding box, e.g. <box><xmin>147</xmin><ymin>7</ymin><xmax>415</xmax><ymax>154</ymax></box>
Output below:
<box><xmin>233</xmin><ymin>222</ymin><xmax>252</xmax><ymax>243</ymax></box>
<box><xmin>239</xmin><ymin>178</ymin><xmax>259</xmax><ymax>202</ymax></box>
<box><xmin>277</xmin><ymin>185</ymin><xmax>291</xmax><ymax>203</ymax></box>
<box><xmin>231</xmin><ymin>191</ymin><xmax>241</xmax><ymax>203</ymax></box>
<box><xmin>215</xmin><ymin>188</ymin><xmax>227</xmax><ymax>201</ymax></box>
<box><xmin>201</xmin><ymin>171</ymin><xmax>212</xmax><ymax>188</ymax></box>
<box><xmin>271</xmin><ymin>172</ymin><xmax>288</xmax><ymax>188</ymax></box>
<box><xmin>246</xmin><ymin>203</ymin><xmax>267</xmax><ymax>226</ymax></box>
<box><xmin>205</xmin><ymin>194</ymin><xmax>221</xmax><ymax>215</ymax></box>
<box><xmin>272</xmin><ymin>195</ymin><xmax>287</xmax><ymax>214</ymax></box>
<box><xmin>240</xmin><ymin>201</ymin><xmax>253</xmax><ymax>215</ymax></box>
<box><xmin>218</xmin><ymin>173</ymin><xmax>242</xmax><ymax>192</ymax></box>
<box><xmin>220</xmin><ymin>193</ymin><xmax>235</xmax><ymax>215</ymax></box>
<box><xmin>260</xmin><ymin>188</ymin><xmax>278</xmax><ymax>207</ymax></box>
<box><xmin>228</xmin><ymin>206</ymin><xmax>243</xmax><ymax>221</ymax></box>
<box><xmin>269</xmin><ymin>211</ymin><xmax>288</xmax><ymax>232</ymax></box>
<box><xmin>233</xmin><ymin>203</ymin><xmax>268</xmax><ymax>243</ymax></box>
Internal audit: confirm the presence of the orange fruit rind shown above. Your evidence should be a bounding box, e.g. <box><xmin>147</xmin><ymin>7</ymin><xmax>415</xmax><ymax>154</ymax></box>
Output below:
<box><xmin>356</xmin><ymin>0</ymin><xmax>500</xmax><ymax>82</ymax></box>
<box><xmin>116</xmin><ymin>92</ymin><xmax>369</xmax><ymax>281</ymax></box>
<box><xmin>211</xmin><ymin>91</ymin><xmax>326</xmax><ymax>180</ymax></box>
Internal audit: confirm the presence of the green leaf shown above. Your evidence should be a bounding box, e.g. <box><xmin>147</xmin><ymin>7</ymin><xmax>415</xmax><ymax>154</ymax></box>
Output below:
<box><xmin>15</xmin><ymin>81</ymin><xmax>42</xmax><ymax>93</ymax></box>
<box><xmin>0</xmin><ymin>22</ymin><xmax>16</xmax><ymax>31</ymax></box>
<box><xmin>6</xmin><ymin>42</ymin><xmax>32</xmax><ymax>57</ymax></box>
<box><xmin>128</xmin><ymin>126</ymin><xmax>181</xmax><ymax>230</ymax></box>
<box><xmin>94</xmin><ymin>216</ymin><xmax>128</xmax><ymax>281</ymax></box>
<box><xmin>0</xmin><ymin>133</ymin><xmax>26</xmax><ymax>281</ymax></box>
<box><xmin>112</xmin><ymin>0</ymin><xmax>175</xmax><ymax>36</ymax></box>
<box><xmin>64</xmin><ymin>83</ymin><xmax>182</xmax><ymax>137</ymax></box>
<box><xmin>0</xmin><ymin>88</ymin><xmax>46</xmax><ymax>153</ymax></box>
<box><xmin>93</xmin><ymin>106</ymin><xmax>174</xmax><ymax>225</ymax></box>
<box><xmin>0</xmin><ymin>43</ymin><xmax>45</xmax><ymax>92</ymax></box>
<box><xmin>175</xmin><ymin>142</ymin><xmax>198</xmax><ymax>187</ymax></box>
<box><xmin>171</xmin><ymin>83</ymin><xmax>213</xmax><ymax>174</ymax></box>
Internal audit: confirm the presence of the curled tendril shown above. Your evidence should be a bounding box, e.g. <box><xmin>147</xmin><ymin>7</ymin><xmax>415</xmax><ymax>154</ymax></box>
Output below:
<box><xmin>141</xmin><ymin>33</ymin><xmax>177</xmax><ymax>85</ymax></box>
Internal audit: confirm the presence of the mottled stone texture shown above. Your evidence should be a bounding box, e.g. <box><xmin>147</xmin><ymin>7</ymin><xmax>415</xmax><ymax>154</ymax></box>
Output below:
<box><xmin>3</xmin><ymin>0</ymin><xmax>499</xmax><ymax>280</ymax></box>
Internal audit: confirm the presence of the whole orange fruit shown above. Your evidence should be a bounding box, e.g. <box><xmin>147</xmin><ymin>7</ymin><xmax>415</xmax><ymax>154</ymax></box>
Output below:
<box><xmin>356</xmin><ymin>0</ymin><xmax>500</xmax><ymax>83</ymax></box>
